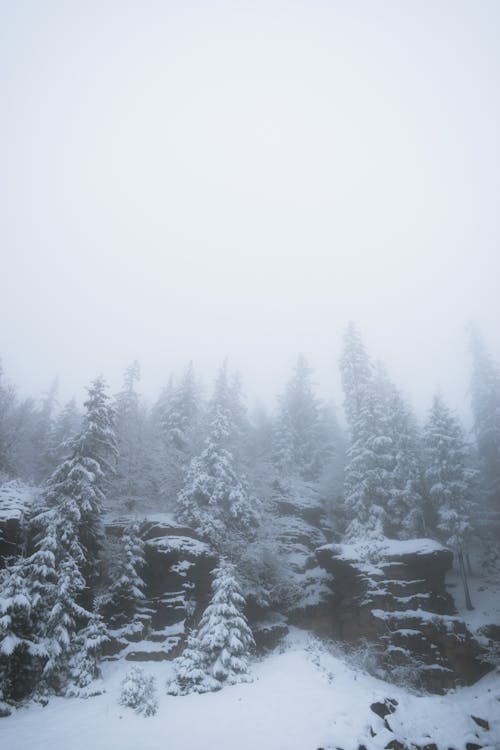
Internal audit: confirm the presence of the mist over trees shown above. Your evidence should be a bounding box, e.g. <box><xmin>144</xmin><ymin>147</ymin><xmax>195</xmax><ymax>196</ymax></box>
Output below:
<box><xmin>0</xmin><ymin>323</ymin><xmax>499</xmax><ymax>702</ymax></box>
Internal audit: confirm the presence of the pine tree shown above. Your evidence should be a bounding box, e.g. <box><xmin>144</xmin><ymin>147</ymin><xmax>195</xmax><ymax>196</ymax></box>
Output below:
<box><xmin>112</xmin><ymin>362</ymin><xmax>148</xmax><ymax>511</ymax></box>
<box><xmin>31</xmin><ymin>380</ymin><xmax>59</xmax><ymax>484</ymax></box>
<box><xmin>159</xmin><ymin>362</ymin><xmax>202</xmax><ymax>506</ymax></box>
<box><xmin>423</xmin><ymin>393</ymin><xmax>474</xmax><ymax>609</ymax></box>
<box><xmin>272</xmin><ymin>355</ymin><xmax>324</xmax><ymax>482</ymax></box>
<box><xmin>107</xmin><ymin>522</ymin><xmax>146</xmax><ymax>627</ymax></box>
<box><xmin>0</xmin><ymin>361</ymin><xmax>37</xmax><ymax>480</ymax></box>
<box><xmin>0</xmin><ymin>557</ymin><xmax>43</xmax><ymax>702</ymax></box>
<box><xmin>167</xmin><ymin>562</ymin><xmax>254</xmax><ymax>695</ymax></box>
<box><xmin>468</xmin><ymin>327</ymin><xmax>500</xmax><ymax>530</ymax></box>
<box><xmin>44</xmin><ymin>376</ymin><xmax>117</xmax><ymax>586</ymax></box>
<box><xmin>50</xmin><ymin>398</ymin><xmax>81</xmax><ymax>466</ymax></box>
<box><xmin>340</xmin><ymin>324</ymin><xmax>393</xmax><ymax>539</ymax></box>
<box><xmin>377</xmin><ymin>368</ymin><xmax>424</xmax><ymax>538</ymax></box>
<box><xmin>177</xmin><ymin>364</ymin><xmax>259</xmax><ymax>550</ymax></box>
<box><xmin>66</xmin><ymin>613</ymin><xmax>109</xmax><ymax>697</ymax></box>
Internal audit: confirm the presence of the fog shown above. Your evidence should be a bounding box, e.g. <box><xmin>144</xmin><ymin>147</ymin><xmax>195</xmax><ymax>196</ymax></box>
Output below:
<box><xmin>1</xmin><ymin>1</ymin><xmax>499</xmax><ymax>417</ymax></box>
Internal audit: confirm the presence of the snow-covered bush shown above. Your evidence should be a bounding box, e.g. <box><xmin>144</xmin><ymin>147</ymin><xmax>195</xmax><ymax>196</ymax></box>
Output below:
<box><xmin>119</xmin><ymin>666</ymin><xmax>158</xmax><ymax>717</ymax></box>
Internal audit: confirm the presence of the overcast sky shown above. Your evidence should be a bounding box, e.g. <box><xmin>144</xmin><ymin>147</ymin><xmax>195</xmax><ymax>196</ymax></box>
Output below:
<box><xmin>1</xmin><ymin>0</ymin><xmax>499</xmax><ymax>419</ymax></box>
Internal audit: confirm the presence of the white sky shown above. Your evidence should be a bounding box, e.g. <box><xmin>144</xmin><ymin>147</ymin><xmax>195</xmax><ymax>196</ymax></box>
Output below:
<box><xmin>1</xmin><ymin>0</ymin><xmax>499</xmax><ymax>418</ymax></box>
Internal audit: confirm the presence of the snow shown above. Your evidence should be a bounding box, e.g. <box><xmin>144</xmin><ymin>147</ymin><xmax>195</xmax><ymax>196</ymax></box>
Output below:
<box><xmin>446</xmin><ymin>560</ymin><xmax>500</xmax><ymax>636</ymax></box>
<box><xmin>322</xmin><ymin>537</ymin><xmax>447</xmax><ymax>565</ymax></box>
<box><xmin>146</xmin><ymin>535</ymin><xmax>212</xmax><ymax>557</ymax></box>
<box><xmin>0</xmin><ymin>481</ymin><xmax>37</xmax><ymax>523</ymax></box>
<box><xmin>1</xmin><ymin>629</ymin><xmax>499</xmax><ymax>750</ymax></box>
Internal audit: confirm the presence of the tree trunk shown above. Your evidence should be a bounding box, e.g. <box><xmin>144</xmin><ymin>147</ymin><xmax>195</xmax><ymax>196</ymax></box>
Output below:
<box><xmin>458</xmin><ymin>548</ymin><xmax>474</xmax><ymax>611</ymax></box>
<box><xmin>465</xmin><ymin>551</ymin><xmax>473</xmax><ymax>575</ymax></box>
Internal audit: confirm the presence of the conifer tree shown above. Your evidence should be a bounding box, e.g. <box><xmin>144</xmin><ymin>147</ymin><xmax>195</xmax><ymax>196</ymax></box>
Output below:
<box><xmin>340</xmin><ymin>324</ymin><xmax>393</xmax><ymax>539</ymax></box>
<box><xmin>107</xmin><ymin>522</ymin><xmax>146</xmax><ymax>627</ymax></box>
<box><xmin>177</xmin><ymin>364</ymin><xmax>259</xmax><ymax>550</ymax></box>
<box><xmin>272</xmin><ymin>355</ymin><xmax>324</xmax><ymax>482</ymax></box>
<box><xmin>468</xmin><ymin>327</ymin><xmax>500</xmax><ymax>527</ymax></box>
<box><xmin>423</xmin><ymin>393</ymin><xmax>474</xmax><ymax>609</ymax></box>
<box><xmin>31</xmin><ymin>380</ymin><xmax>59</xmax><ymax>483</ymax></box>
<box><xmin>377</xmin><ymin>368</ymin><xmax>424</xmax><ymax>538</ymax></box>
<box><xmin>0</xmin><ymin>507</ymin><xmax>90</xmax><ymax>699</ymax></box>
<box><xmin>160</xmin><ymin>362</ymin><xmax>202</xmax><ymax>505</ymax></box>
<box><xmin>112</xmin><ymin>362</ymin><xmax>148</xmax><ymax>511</ymax></box>
<box><xmin>0</xmin><ymin>557</ymin><xmax>43</xmax><ymax>701</ymax></box>
<box><xmin>50</xmin><ymin>398</ymin><xmax>81</xmax><ymax>468</ymax></box>
<box><xmin>44</xmin><ymin>376</ymin><xmax>117</xmax><ymax>585</ymax></box>
<box><xmin>167</xmin><ymin>562</ymin><xmax>254</xmax><ymax>695</ymax></box>
<box><xmin>66</xmin><ymin>613</ymin><xmax>109</xmax><ymax>697</ymax></box>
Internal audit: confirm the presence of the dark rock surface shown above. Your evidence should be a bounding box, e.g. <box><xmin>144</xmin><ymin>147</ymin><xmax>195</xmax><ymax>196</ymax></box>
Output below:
<box><xmin>104</xmin><ymin>515</ymin><xmax>218</xmax><ymax>661</ymax></box>
<box><xmin>0</xmin><ymin>481</ymin><xmax>34</xmax><ymax>567</ymax></box>
<box><xmin>315</xmin><ymin>538</ymin><xmax>490</xmax><ymax>692</ymax></box>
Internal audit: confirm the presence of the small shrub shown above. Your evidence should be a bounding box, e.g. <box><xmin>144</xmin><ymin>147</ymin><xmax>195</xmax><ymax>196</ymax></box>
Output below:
<box><xmin>119</xmin><ymin>667</ymin><xmax>158</xmax><ymax>717</ymax></box>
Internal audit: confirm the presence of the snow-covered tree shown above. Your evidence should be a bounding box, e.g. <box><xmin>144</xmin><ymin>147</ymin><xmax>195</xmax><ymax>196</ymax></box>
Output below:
<box><xmin>159</xmin><ymin>362</ymin><xmax>203</xmax><ymax>506</ymax></box>
<box><xmin>106</xmin><ymin>522</ymin><xmax>146</xmax><ymax>627</ymax></box>
<box><xmin>468</xmin><ymin>327</ymin><xmax>500</xmax><ymax>523</ymax></box>
<box><xmin>340</xmin><ymin>324</ymin><xmax>393</xmax><ymax>539</ymax></box>
<box><xmin>0</xmin><ymin>504</ymin><xmax>88</xmax><ymax>699</ymax></box>
<box><xmin>44</xmin><ymin>376</ymin><xmax>117</xmax><ymax>585</ymax></box>
<box><xmin>67</xmin><ymin>614</ymin><xmax>109</xmax><ymax>697</ymax></box>
<box><xmin>30</xmin><ymin>380</ymin><xmax>59</xmax><ymax>484</ymax></box>
<box><xmin>177</xmin><ymin>364</ymin><xmax>259</xmax><ymax>550</ymax></box>
<box><xmin>377</xmin><ymin>368</ymin><xmax>424</xmax><ymax>538</ymax></box>
<box><xmin>0</xmin><ymin>360</ymin><xmax>17</xmax><ymax>477</ymax></box>
<box><xmin>49</xmin><ymin>398</ymin><xmax>81</xmax><ymax>468</ymax></box>
<box><xmin>423</xmin><ymin>393</ymin><xmax>474</xmax><ymax>608</ymax></box>
<box><xmin>167</xmin><ymin>562</ymin><xmax>254</xmax><ymax>695</ymax></box>
<box><xmin>0</xmin><ymin>556</ymin><xmax>44</xmax><ymax>702</ymax></box>
<box><xmin>272</xmin><ymin>355</ymin><xmax>325</xmax><ymax>482</ymax></box>
<box><xmin>111</xmin><ymin>362</ymin><xmax>149</xmax><ymax>511</ymax></box>
<box><xmin>0</xmin><ymin>361</ymin><xmax>38</xmax><ymax>480</ymax></box>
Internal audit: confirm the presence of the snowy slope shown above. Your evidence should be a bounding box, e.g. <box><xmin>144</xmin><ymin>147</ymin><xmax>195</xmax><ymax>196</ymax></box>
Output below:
<box><xmin>1</xmin><ymin>630</ymin><xmax>498</xmax><ymax>750</ymax></box>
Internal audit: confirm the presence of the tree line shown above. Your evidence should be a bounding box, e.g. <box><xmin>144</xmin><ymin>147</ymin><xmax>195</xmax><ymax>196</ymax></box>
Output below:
<box><xmin>0</xmin><ymin>324</ymin><xmax>499</xmax><ymax>703</ymax></box>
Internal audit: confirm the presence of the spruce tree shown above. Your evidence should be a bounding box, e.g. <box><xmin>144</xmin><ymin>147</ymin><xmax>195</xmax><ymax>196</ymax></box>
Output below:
<box><xmin>340</xmin><ymin>324</ymin><xmax>393</xmax><ymax>539</ymax></box>
<box><xmin>272</xmin><ymin>355</ymin><xmax>324</xmax><ymax>482</ymax></box>
<box><xmin>107</xmin><ymin>522</ymin><xmax>146</xmax><ymax>627</ymax></box>
<box><xmin>0</xmin><ymin>506</ymin><xmax>90</xmax><ymax>699</ymax></box>
<box><xmin>468</xmin><ymin>327</ymin><xmax>500</xmax><ymax>532</ymax></box>
<box><xmin>49</xmin><ymin>398</ymin><xmax>81</xmax><ymax>468</ymax></box>
<box><xmin>112</xmin><ymin>362</ymin><xmax>148</xmax><ymax>511</ymax></box>
<box><xmin>177</xmin><ymin>364</ymin><xmax>259</xmax><ymax>550</ymax></box>
<box><xmin>66</xmin><ymin>613</ymin><xmax>109</xmax><ymax>697</ymax></box>
<box><xmin>0</xmin><ymin>557</ymin><xmax>43</xmax><ymax>702</ymax></box>
<box><xmin>160</xmin><ymin>362</ymin><xmax>202</xmax><ymax>505</ymax></box>
<box><xmin>167</xmin><ymin>562</ymin><xmax>254</xmax><ymax>695</ymax></box>
<box><xmin>44</xmin><ymin>376</ymin><xmax>117</xmax><ymax>585</ymax></box>
<box><xmin>423</xmin><ymin>393</ymin><xmax>474</xmax><ymax>609</ymax></box>
<box><xmin>31</xmin><ymin>380</ymin><xmax>59</xmax><ymax>484</ymax></box>
<box><xmin>377</xmin><ymin>368</ymin><xmax>424</xmax><ymax>538</ymax></box>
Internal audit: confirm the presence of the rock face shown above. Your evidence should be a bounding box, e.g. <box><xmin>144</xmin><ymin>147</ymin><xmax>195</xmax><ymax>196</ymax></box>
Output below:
<box><xmin>316</xmin><ymin>538</ymin><xmax>489</xmax><ymax>692</ymax></box>
<box><xmin>103</xmin><ymin>516</ymin><xmax>218</xmax><ymax>662</ymax></box>
<box><xmin>271</xmin><ymin>478</ymin><xmax>333</xmax><ymax>618</ymax></box>
<box><xmin>0</xmin><ymin>481</ymin><xmax>36</xmax><ymax>567</ymax></box>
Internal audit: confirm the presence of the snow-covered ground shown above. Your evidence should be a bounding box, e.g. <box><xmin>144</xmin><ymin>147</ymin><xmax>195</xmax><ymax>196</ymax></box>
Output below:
<box><xmin>447</xmin><ymin>561</ymin><xmax>500</xmax><ymax>637</ymax></box>
<box><xmin>1</xmin><ymin>629</ymin><xmax>499</xmax><ymax>750</ymax></box>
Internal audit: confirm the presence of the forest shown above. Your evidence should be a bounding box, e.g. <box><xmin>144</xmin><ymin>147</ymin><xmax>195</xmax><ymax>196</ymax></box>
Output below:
<box><xmin>0</xmin><ymin>323</ymin><xmax>499</xmax><ymax>748</ymax></box>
